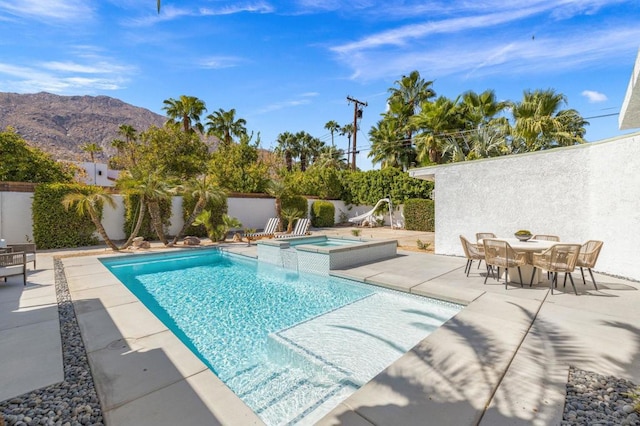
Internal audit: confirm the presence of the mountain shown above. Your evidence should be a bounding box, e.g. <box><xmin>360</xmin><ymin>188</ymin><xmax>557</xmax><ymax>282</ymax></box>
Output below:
<box><xmin>0</xmin><ymin>92</ymin><xmax>166</xmax><ymax>161</ymax></box>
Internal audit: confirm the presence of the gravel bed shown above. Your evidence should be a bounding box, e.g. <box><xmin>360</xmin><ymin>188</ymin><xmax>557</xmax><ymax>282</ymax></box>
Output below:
<box><xmin>0</xmin><ymin>258</ymin><xmax>104</xmax><ymax>426</ymax></box>
<box><xmin>563</xmin><ymin>367</ymin><xmax>639</xmax><ymax>425</ymax></box>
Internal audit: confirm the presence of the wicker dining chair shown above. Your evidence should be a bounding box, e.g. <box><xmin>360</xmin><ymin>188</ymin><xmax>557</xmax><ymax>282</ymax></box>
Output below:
<box><xmin>532</xmin><ymin>235</ymin><xmax>560</xmax><ymax>241</ymax></box>
<box><xmin>482</xmin><ymin>239</ymin><xmax>527</xmax><ymax>288</ymax></box>
<box><xmin>576</xmin><ymin>240</ymin><xmax>604</xmax><ymax>290</ymax></box>
<box><xmin>474</xmin><ymin>233</ymin><xmax>495</xmax><ymax>269</ymax></box>
<box><xmin>459</xmin><ymin>235</ymin><xmax>485</xmax><ymax>277</ymax></box>
<box><xmin>530</xmin><ymin>244</ymin><xmax>582</xmax><ymax>295</ymax></box>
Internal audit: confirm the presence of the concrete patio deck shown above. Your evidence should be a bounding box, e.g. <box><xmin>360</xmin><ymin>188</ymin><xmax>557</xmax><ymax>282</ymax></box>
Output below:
<box><xmin>1</xmin><ymin>230</ymin><xmax>639</xmax><ymax>425</ymax></box>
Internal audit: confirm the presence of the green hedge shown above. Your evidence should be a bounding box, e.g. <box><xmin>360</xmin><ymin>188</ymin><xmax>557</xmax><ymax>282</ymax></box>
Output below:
<box><xmin>404</xmin><ymin>198</ymin><xmax>435</xmax><ymax>232</ymax></box>
<box><xmin>123</xmin><ymin>194</ymin><xmax>172</xmax><ymax>240</ymax></box>
<box><xmin>310</xmin><ymin>200</ymin><xmax>334</xmax><ymax>227</ymax></box>
<box><xmin>32</xmin><ymin>183</ymin><xmax>100</xmax><ymax>249</ymax></box>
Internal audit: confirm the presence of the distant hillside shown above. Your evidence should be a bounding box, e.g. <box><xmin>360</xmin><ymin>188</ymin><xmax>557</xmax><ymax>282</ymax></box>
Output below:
<box><xmin>0</xmin><ymin>92</ymin><xmax>166</xmax><ymax>161</ymax></box>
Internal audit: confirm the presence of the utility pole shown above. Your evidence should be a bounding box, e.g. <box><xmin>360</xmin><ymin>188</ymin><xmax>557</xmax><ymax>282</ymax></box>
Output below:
<box><xmin>347</xmin><ymin>96</ymin><xmax>367</xmax><ymax>171</ymax></box>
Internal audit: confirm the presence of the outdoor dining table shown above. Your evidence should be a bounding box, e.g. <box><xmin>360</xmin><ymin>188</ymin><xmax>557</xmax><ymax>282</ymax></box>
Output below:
<box><xmin>479</xmin><ymin>238</ymin><xmax>561</xmax><ymax>285</ymax></box>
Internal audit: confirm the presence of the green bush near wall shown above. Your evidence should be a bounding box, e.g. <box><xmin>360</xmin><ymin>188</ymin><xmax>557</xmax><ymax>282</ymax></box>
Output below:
<box><xmin>180</xmin><ymin>193</ymin><xmax>228</xmax><ymax>237</ymax></box>
<box><xmin>311</xmin><ymin>200</ymin><xmax>334</xmax><ymax>227</ymax></box>
<box><xmin>281</xmin><ymin>194</ymin><xmax>308</xmax><ymax>230</ymax></box>
<box><xmin>32</xmin><ymin>183</ymin><xmax>100</xmax><ymax>249</ymax></box>
<box><xmin>123</xmin><ymin>194</ymin><xmax>172</xmax><ymax>240</ymax></box>
<box><xmin>404</xmin><ymin>198</ymin><xmax>435</xmax><ymax>232</ymax></box>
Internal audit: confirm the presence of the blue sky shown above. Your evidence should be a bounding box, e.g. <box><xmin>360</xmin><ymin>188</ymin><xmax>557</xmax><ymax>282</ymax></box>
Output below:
<box><xmin>1</xmin><ymin>0</ymin><xmax>639</xmax><ymax>170</ymax></box>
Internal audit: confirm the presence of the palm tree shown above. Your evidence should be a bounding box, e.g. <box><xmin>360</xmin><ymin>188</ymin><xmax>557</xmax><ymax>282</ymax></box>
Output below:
<box><xmin>81</xmin><ymin>142</ymin><xmax>102</xmax><ymax>163</ymax></box>
<box><xmin>171</xmin><ymin>175</ymin><xmax>226</xmax><ymax>245</ymax></box>
<box><xmin>265</xmin><ymin>179</ymin><xmax>289</xmax><ymax>230</ymax></box>
<box><xmin>340</xmin><ymin>123</ymin><xmax>354</xmax><ymax>168</ymax></box>
<box><xmin>324</xmin><ymin>120</ymin><xmax>341</xmax><ymax>147</ymax></box>
<box><xmin>118</xmin><ymin>124</ymin><xmax>137</xmax><ymax>143</ymax></box>
<box><xmin>388</xmin><ymin>70</ymin><xmax>436</xmax><ymax>116</ymax></box>
<box><xmin>116</xmin><ymin>172</ymin><xmax>148</xmax><ymax>249</ymax></box>
<box><xmin>206</xmin><ymin>108</ymin><xmax>247</xmax><ymax>147</ymax></box>
<box><xmin>510</xmin><ymin>89</ymin><xmax>588</xmax><ymax>151</ymax></box>
<box><xmin>412</xmin><ymin>96</ymin><xmax>464</xmax><ymax>164</ymax></box>
<box><xmin>274</xmin><ymin>131</ymin><xmax>298</xmax><ymax>172</ymax></box>
<box><xmin>460</xmin><ymin>90</ymin><xmax>508</xmax><ymax>129</ymax></box>
<box><xmin>280</xmin><ymin>207</ymin><xmax>304</xmax><ymax>233</ymax></box>
<box><xmin>369</xmin><ymin>118</ymin><xmax>415</xmax><ymax>170</ymax></box>
<box><xmin>62</xmin><ymin>188</ymin><xmax>119</xmax><ymax>251</ymax></box>
<box><xmin>163</xmin><ymin>95</ymin><xmax>207</xmax><ymax>134</ymax></box>
<box><xmin>315</xmin><ymin>146</ymin><xmax>347</xmax><ymax>169</ymax></box>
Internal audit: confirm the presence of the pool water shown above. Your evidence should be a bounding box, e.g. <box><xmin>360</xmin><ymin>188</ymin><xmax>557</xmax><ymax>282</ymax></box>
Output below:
<box><xmin>102</xmin><ymin>250</ymin><xmax>461</xmax><ymax>425</ymax></box>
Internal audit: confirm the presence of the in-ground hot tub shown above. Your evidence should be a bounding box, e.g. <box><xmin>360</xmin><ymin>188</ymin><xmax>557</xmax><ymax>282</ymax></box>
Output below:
<box><xmin>257</xmin><ymin>235</ymin><xmax>397</xmax><ymax>275</ymax></box>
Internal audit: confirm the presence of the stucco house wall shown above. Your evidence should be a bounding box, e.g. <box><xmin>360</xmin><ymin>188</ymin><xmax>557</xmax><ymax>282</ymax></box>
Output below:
<box><xmin>409</xmin><ymin>132</ymin><xmax>640</xmax><ymax>281</ymax></box>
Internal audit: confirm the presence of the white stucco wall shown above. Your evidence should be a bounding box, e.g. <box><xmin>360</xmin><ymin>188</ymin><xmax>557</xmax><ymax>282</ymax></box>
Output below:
<box><xmin>409</xmin><ymin>132</ymin><xmax>640</xmax><ymax>281</ymax></box>
<box><xmin>228</xmin><ymin>197</ymin><xmax>277</xmax><ymax>230</ymax></box>
<box><xmin>0</xmin><ymin>192</ymin><xmax>34</xmax><ymax>243</ymax></box>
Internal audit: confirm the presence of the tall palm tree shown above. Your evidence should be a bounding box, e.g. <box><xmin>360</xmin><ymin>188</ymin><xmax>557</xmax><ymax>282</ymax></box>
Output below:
<box><xmin>62</xmin><ymin>188</ymin><xmax>119</xmax><ymax>251</ymax></box>
<box><xmin>274</xmin><ymin>131</ymin><xmax>298</xmax><ymax>172</ymax></box>
<box><xmin>171</xmin><ymin>175</ymin><xmax>226</xmax><ymax>245</ymax></box>
<box><xmin>388</xmin><ymin>70</ymin><xmax>436</xmax><ymax>116</ymax></box>
<box><xmin>340</xmin><ymin>123</ymin><xmax>354</xmax><ymax>168</ymax></box>
<box><xmin>510</xmin><ymin>89</ymin><xmax>589</xmax><ymax>152</ymax></box>
<box><xmin>412</xmin><ymin>96</ymin><xmax>464</xmax><ymax>164</ymax></box>
<box><xmin>163</xmin><ymin>95</ymin><xmax>207</xmax><ymax>134</ymax></box>
<box><xmin>324</xmin><ymin>120</ymin><xmax>341</xmax><ymax>147</ymax></box>
<box><xmin>81</xmin><ymin>142</ymin><xmax>102</xmax><ymax>163</ymax></box>
<box><xmin>368</xmin><ymin>119</ymin><xmax>414</xmax><ymax>170</ymax></box>
<box><xmin>460</xmin><ymin>90</ymin><xmax>508</xmax><ymax>129</ymax></box>
<box><xmin>205</xmin><ymin>108</ymin><xmax>247</xmax><ymax>147</ymax></box>
<box><xmin>118</xmin><ymin>124</ymin><xmax>137</xmax><ymax>143</ymax></box>
<box><xmin>316</xmin><ymin>146</ymin><xmax>347</xmax><ymax>169</ymax></box>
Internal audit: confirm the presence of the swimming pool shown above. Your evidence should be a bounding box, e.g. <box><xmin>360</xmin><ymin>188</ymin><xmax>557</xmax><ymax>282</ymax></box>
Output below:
<box><xmin>102</xmin><ymin>249</ymin><xmax>461</xmax><ymax>425</ymax></box>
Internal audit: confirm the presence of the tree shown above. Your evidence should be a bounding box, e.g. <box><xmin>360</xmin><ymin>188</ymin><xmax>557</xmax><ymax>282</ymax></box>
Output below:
<box><xmin>412</xmin><ymin>96</ymin><xmax>465</xmax><ymax>164</ymax></box>
<box><xmin>510</xmin><ymin>89</ymin><xmax>588</xmax><ymax>151</ymax></box>
<box><xmin>324</xmin><ymin>120</ymin><xmax>341</xmax><ymax>147</ymax></box>
<box><xmin>206</xmin><ymin>108</ymin><xmax>247</xmax><ymax>147</ymax></box>
<box><xmin>208</xmin><ymin>134</ymin><xmax>270</xmax><ymax>193</ymax></box>
<box><xmin>368</xmin><ymin>118</ymin><xmax>415</xmax><ymax>171</ymax></box>
<box><xmin>134</xmin><ymin>171</ymin><xmax>174</xmax><ymax>245</ymax></box>
<box><xmin>62</xmin><ymin>188</ymin><xmax>119</xmax><ymax>251</ymax></box>
<box><xmin>0</xmin><ymin>127</ymin><xmax>74</xmax><ymax>183</ymax></box>
<box><xmin>274</xmin><ymin>131</ymin><xmax>298</xmax><ymax>172</ymax></box>
<box><xmin>171</xmin><ymin>175</ymin><xmax>226</xmax><ymax>245</ymax></box>
<box><xmin>81</xmin><ymin>142</ymin><xmax>103</xmax><ymax>163</ymax></box>
<box><xmin>163</xmin><ymin>95</ymin><xmax>207</xmax><ymax>134</ymax></box>
<box><xmin>265</xmin><ymin>179</ymin><xmax>290</xmax><ymax>230</ymax></box>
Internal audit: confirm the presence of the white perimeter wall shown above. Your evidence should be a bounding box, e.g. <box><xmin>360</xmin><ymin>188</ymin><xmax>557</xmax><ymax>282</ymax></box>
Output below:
<box><xmin>410</xmin><ymin>132</ymin><xmax>640</xmax><ymax>281</ymax></box>
<box><xmin>0</xmin><ymin>193</ymin><xmax>379</xmax><ymax>243</ymax></box>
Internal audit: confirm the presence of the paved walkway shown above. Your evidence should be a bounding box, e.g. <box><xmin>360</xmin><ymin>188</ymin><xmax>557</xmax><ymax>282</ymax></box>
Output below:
<box><xmin>1</xmin><ymin>230</ymin><xmax>639</xmax><ymax>425</ymax></box>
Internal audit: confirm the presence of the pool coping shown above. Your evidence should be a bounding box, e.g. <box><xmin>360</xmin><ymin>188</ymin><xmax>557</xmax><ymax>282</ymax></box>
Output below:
<box><xmin>4</xmin><ymin>243</ymin><xmax>639</xmax><ymax>425</ymax></box>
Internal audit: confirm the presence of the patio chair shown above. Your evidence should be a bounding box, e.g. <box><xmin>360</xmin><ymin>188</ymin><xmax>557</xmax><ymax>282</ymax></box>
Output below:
<box><xmin>482</xmin><ymin>239</ymin><xmax>527</xmax><ymax>288</ymax></box>
<box><xmin>530</xmin><ymin>244</ymin><xmax>581</xmax><ymax>295</ymax></box>
<box><xmin>275</xmin><ymin>218</ymin><xmax>311</xmax><ymax>239</ymax></box>
<box><xmin>459</xmin><ymin>235</ymin><xmax>485</xmax><ymax>277</ymax></box>
<box><xmin>474</xmin><ymin>233</ymin><xmax>495</xmax><ymax>269</ymax></box>
<box><xmin>576</xmin><ymin>240</ymin><xmax>604</xmax><ymax>290</ymax></box>
<box><xmin>7</xmin><ymin>243</ymin><xmax>36</xmax><ymax>269</ymax></box>
<box><xmin>0</xmin><ymin>251</ymin><xmax>27</xmax><ymax>285</ymax></box>
<box><xmin>246</xmin><ymin>218</ymin><xmax>280</xmax><ymax>246</ymax></box>
<box><xmin>532</xmin><ymin>235</ymin><xmax>560</xmax><ymax>241</ymax></box>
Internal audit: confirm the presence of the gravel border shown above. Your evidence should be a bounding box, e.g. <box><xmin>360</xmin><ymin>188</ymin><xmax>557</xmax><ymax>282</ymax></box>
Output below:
<box><xmin>0</xmin><ymin>258</ymin><xmax>104</xmax><ymax>426</ymax></box>
<box><xmin>563</xmin><ymin>367</ymin><xmax>639</xmax><ymax>425</ymax></box>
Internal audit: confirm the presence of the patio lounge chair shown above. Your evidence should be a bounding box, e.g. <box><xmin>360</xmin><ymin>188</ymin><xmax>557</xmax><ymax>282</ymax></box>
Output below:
<box><xmin>7</xmin><ymin>243</ymin><xmax>36</xmax><ymax>269</ymax></box>
<box><xmin>275</xmin><ymin>218</ymin><xmax>311</xmax><ymax>239</ymax></box>
<box><xmin>0</xmin><ymin>251</ymin><xmax>27</xmax><ymax>285</ymax></box>
<box><xmin>576</xmin><ymin>240</ymin><xmax>604</xmax><ymax>290</ymax></box>
<box><xmin>459</xmin><ymin>235</ymin><xmax>485</xmax><ymax>277</ymax></box>
<box><xmin>246</xmin><ymin>218</ymin><xmax>280</xmax><ymax>245</ymax></box>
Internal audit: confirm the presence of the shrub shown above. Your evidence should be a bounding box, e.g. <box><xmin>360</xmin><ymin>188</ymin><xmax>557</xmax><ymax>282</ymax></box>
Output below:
<box><xmin>404</xmin><ymin>198</ymin><xmax>435</xmax><ymax>232</ymax></box>
<box><xmin>33</xmin><ymin>183</ymin><xmax>100</xmax><ymax>249</ymax></box>
<box><xmin>281</xmin><ymin>194</ymin><xmax>307</xmax><ymax>230</ymax></box>
<box><xmin>311</xmin><ymin>200</ymin><xmax>334</xmax><ymax>227</ymax></box>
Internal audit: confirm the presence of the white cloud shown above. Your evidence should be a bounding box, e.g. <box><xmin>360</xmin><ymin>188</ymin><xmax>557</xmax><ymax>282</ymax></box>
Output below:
<box><xmin>582</xmin><ymin>90</ymin><xmax>608</xmax><ymax>103</ymax></box>
<box><xmin>257</xmin><ymin>98</ymin><xmax>312</xmax><ymax>114</ymax></box>
<box><xmin>0</xmin><ymin>0</ymin><xmax>94</xmax><ymax>22</ymax></box>
<box><xmin>198</xmin><ymin>56</ymin><xmax>245</xmax><ymax>69</ymax></box>
<box><xmin>0</xmin><ymin>50</ymin><xmax>136</xmax><ymax>94</ymax></box>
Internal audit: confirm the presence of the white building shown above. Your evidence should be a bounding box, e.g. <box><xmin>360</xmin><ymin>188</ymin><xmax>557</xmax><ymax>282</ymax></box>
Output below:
<box><xmin>74</xmin><ymin>162</ymin><xmax>119</xmax><ymax>186</ymax></box>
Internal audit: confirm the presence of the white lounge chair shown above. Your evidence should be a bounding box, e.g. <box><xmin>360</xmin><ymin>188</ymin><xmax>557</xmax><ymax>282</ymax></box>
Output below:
<box><xmin>275</xmin><ymin>218</ymin><xmax>311</xmax><ymax>239</ymax></box>
<box><xmin>246</xmin><ymin>218</ymin><xmax>280</xmax><ymax>245</ymax></box>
